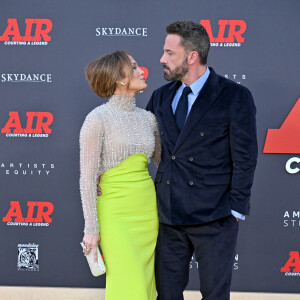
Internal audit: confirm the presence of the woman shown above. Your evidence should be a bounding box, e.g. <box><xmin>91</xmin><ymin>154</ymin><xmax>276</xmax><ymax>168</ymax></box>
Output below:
<box><xmin>79</xmin><ymin>51</ymin><xmax>161</xmax><ymax>300</ymax></box>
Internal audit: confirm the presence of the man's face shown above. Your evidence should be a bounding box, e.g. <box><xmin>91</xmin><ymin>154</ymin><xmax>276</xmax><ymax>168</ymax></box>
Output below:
<box><xmin>160</xmin><ymin>34</ymin><xmax>188</xmax><ymax>81</ymax></box>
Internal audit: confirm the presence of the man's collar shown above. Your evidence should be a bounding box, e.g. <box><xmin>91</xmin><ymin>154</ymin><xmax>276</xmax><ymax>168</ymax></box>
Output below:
<box><xmin>180</xmin><ymin>67</ymin><xmax>210</xmax><ymax>95</ymax></box>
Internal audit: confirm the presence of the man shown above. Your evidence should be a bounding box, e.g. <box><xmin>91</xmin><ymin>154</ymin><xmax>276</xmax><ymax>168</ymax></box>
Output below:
<box><xmin>146</xmin><ymin>20</ymin><xmax>257</xmax><ymax>300</ymax></box>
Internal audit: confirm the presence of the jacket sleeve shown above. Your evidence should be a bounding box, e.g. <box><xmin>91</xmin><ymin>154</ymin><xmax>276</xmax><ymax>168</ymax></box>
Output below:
<box><xmin>229</xmin><ymin>87</ymin><xmax>258</xmax><ymax>215</ymax></box>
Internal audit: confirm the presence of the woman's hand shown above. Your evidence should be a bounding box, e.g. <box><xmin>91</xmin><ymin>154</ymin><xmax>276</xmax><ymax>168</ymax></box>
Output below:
<box><xmin>82</xmin><ymin>233</ymin><xmax>100</xmax><ymax>262</ymax></box>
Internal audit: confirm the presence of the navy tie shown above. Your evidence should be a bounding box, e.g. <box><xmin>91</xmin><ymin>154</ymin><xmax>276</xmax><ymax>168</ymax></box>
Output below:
<box><xmin>175</xmin><ymin>86</ymin><xmax>192</xmax><ymax>131</ymax></box>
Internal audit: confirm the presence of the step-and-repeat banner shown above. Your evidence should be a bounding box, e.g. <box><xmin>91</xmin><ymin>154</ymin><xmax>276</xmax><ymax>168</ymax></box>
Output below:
<box><xmin>0</xmin><ymin>0</ymin><xmax>299</xmax><ymax>293</ymax></box>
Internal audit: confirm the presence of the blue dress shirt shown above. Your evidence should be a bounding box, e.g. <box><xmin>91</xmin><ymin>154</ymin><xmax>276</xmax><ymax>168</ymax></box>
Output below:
<box><xmin>172</xmin><ymin>67</ymin><xmax>245</xmax><ymax>220</ymax></box>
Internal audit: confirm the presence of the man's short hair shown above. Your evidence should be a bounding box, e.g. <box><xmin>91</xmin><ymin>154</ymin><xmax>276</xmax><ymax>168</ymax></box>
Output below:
<box><xmin>166</xmin><ymin>20</ymin><xmax>210</xmax><ymax>65</ymax></box>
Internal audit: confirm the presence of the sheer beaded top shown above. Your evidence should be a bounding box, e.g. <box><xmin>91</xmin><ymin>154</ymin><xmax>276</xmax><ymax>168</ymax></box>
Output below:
<box><xmin>79</xmin><ymin>94</ymin><xmax>161</xmax><ymax>234</ymax></box>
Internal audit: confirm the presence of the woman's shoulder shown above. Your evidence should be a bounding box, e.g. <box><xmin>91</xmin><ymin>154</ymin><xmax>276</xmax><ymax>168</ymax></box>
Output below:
<box><xmin>82</xmin><ymin>104</ymin><xmax>109</xmax><ymax>130</ymax></box>
<box><xmin>84</xmin><ymin>103</ymin><xmax>109</xmax><ymax>121</ymax></box>
<box><xmin>136</xmin><ymin>107</ymin><xmax>157</xmax><ymax>130</ymax></box>
<box><xmin>137</xmin><ymin>107</ymin><xmax>156</xmax><ymax>120</ymax></box>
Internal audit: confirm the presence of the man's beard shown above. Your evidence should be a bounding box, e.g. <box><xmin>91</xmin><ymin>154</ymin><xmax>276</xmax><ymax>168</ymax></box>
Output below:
<box><xmin>162</xmin><ymin>57</ymin><xmax>188</xmax><ymax>81</ymax></box>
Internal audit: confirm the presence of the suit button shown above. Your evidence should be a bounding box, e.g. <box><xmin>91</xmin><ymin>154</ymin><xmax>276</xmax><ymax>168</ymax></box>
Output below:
<box><xmin>171</xmin><ymin>155</ymin><xmax>176</xmax><ymax>160</ymax></box>
<box><xmin>189</xmin><ymin>181</ymin><xmax>194</xmax><ymax>186</ymax></box>
<box><xmin>189</xmin><ymin>157</ymin><xmax>194</xmax><ymax>161</ymax></box>
<box><xmin>200</xmin><ymin>132</ymin><xmax>205</xmax><ymax>136</ymax></box>
<box><xmin>167</xmin><ymin>180</ymin><xmax>170</xmax><ymax>185</ymax></box>
<box><xmin>160</xmin><ymin>131</ymin><xmax>164</xmax><ymax>135</ymax></box>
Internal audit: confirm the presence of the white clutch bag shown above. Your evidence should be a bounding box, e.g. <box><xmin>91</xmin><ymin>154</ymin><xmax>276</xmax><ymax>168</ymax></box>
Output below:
<box><xmin>80</xmin><ymin>242</ymin><xmax>106</xmax><ymax>276</ymax></box>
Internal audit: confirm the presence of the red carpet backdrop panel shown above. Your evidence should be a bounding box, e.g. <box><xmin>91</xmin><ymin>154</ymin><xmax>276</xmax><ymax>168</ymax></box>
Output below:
<box><xmin>0</xmin><ymin>0</ymin><xmax>299</xmax><ymax>293</ymax></box>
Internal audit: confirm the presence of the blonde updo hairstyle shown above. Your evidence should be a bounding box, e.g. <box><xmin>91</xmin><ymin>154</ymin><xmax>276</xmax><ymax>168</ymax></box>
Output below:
<box><xmin>85</xmin><ymin>51</ymin><xmax>133</xmax><ymax>98</ymax></box>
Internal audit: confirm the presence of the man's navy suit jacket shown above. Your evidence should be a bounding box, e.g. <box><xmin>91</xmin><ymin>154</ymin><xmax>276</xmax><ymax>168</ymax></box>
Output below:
<box><xmin>146</xmin><ymin>68</ymin><xmax>258</xmax><ymax>225</ymax></box>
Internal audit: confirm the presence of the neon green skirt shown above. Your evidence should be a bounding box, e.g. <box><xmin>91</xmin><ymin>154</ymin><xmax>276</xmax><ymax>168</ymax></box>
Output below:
<box><xmin>97</xmin><ymin>153</ymin><xmax>158</xmax><ymax>300</ymax></box>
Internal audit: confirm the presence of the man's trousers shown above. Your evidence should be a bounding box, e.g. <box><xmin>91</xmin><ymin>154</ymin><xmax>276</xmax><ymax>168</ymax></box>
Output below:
<box><xmin>155</xmin><ymin>215</ymin><xmax>239</xmax><ymax>300</ymax></box>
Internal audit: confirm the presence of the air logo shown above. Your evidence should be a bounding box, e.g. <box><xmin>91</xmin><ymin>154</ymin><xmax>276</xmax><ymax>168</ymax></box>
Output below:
<box><xmin>263</xmin><ymin>97</ymin><xmax>300</xmax><ymax>174</ymax></box>
<box><xmin>200</xmin><ymin>20</ymin><xmax>246</xmax><ymax>47</ymax></box>
<box><xmin>3</xmin><ymin>201</ymin><xmax>54</xmax><ymax>226</ymax></box>
<box><xmin>0</xmin><ymin>19</ymin><xmax>52</xmax><ymax>45</ymax></box>
<box><xmin>1</xmin><ymin>111</ymin><xmax>53</xmax><ymax>137</ymax></box>
<box><xmin>281</xmin><ymin>251</ymin><xmax>300</xmax><ymax>276</ymax></box>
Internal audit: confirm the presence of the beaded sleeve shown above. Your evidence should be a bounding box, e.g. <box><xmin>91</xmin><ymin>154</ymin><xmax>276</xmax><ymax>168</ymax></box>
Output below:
<box><xmin>148</xmin><ymin>113</ymin><xmax>161</xmax><ymax>167</ymax></box>
<box><xmin>79</xmin><ymin>110</ymin><xmax>103</xmax><ymax>234</ymax></box>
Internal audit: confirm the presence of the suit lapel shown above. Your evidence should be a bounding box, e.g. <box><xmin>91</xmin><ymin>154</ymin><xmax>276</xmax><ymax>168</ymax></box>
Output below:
<box><xmin>161</xmin><ymin>81</ymin><xmax>181</xmax><ymax>145</ymax></box>
<box><xmin>173</xmin><ymin>68</ymin><xmax>221</xmax><ymax>153</ymax></box>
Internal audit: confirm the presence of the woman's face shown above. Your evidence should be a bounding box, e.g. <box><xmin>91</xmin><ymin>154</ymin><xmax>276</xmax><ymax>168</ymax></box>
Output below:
<box><xmin>122</xmin><ymin>56</ymin><xmax>147</xmax><ymax>96</ymax></box>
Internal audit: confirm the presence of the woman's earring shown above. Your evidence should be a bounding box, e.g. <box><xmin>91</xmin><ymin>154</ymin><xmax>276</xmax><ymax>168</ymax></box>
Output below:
<box><xmin>120</xmin><ymin>81</ymin><xmax>126</xmax><ymax>86</ymax></box>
